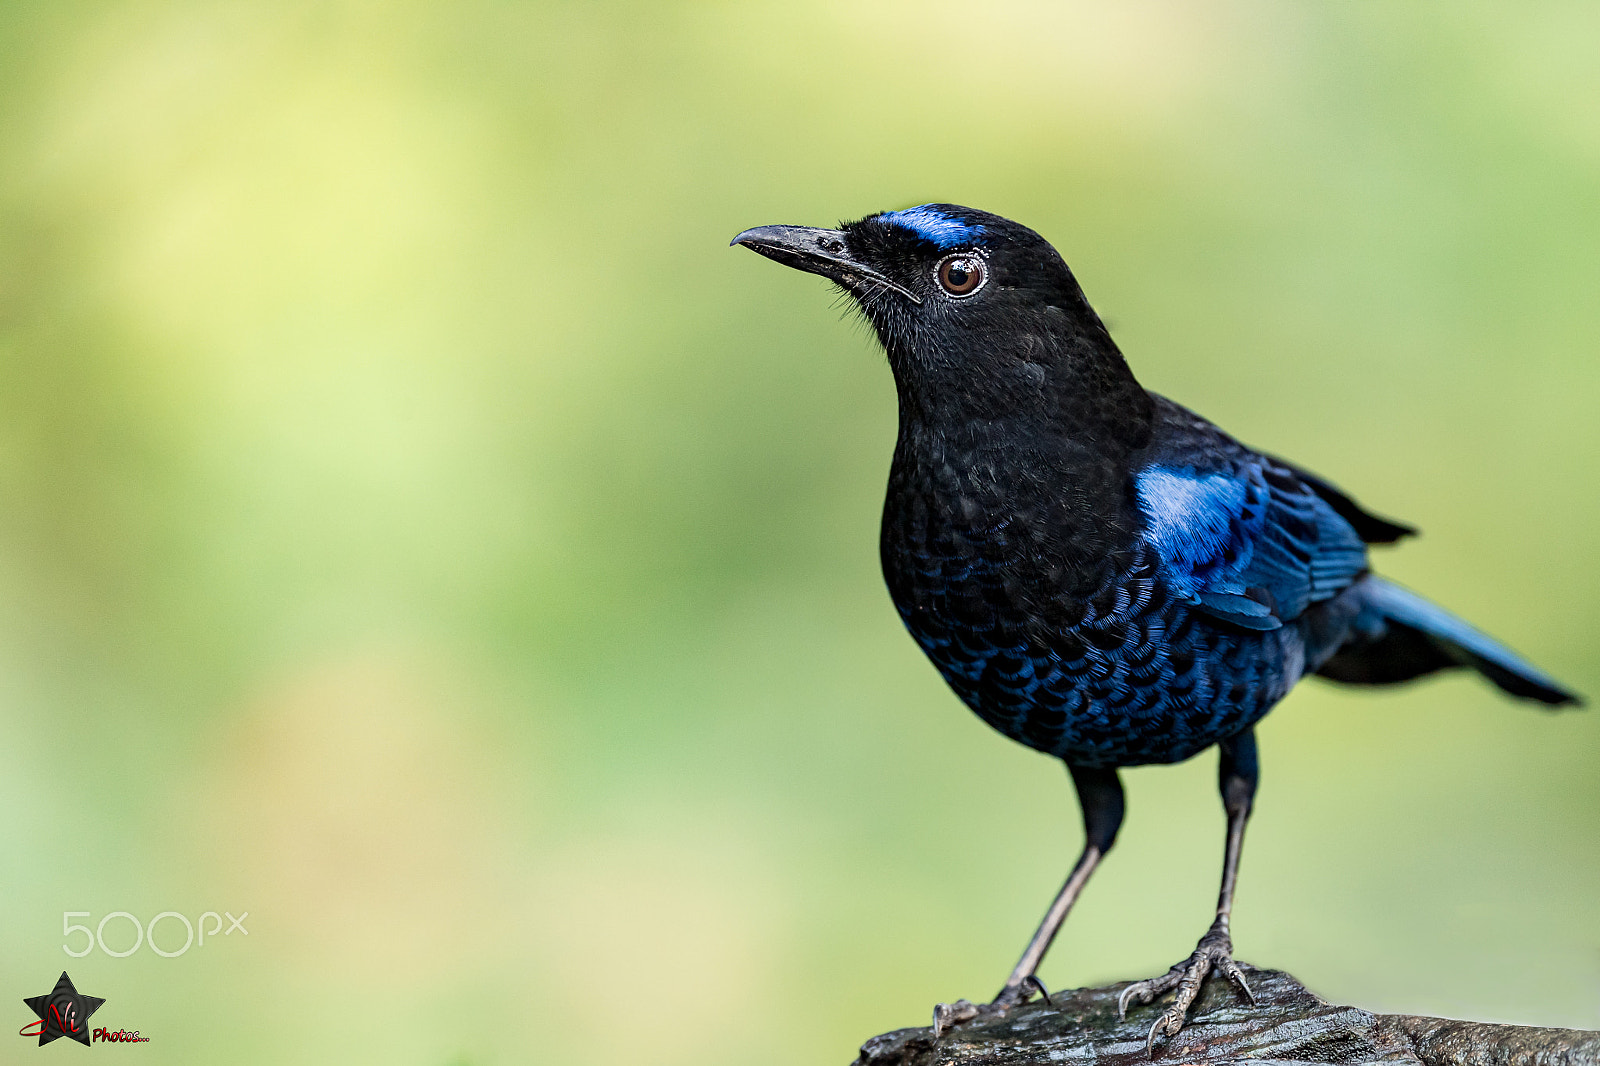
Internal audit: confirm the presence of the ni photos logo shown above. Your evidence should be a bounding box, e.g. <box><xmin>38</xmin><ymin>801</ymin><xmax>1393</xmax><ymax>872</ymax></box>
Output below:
<box><xmin>18</xmin><ymin>971</ymin><xmax>143</xmax><ymax>1047</ymax></box>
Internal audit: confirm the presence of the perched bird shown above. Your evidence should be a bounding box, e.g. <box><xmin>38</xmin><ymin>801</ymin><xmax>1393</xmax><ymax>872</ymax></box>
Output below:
<box><xmin>731</xmin><ymin>205</ymin><xmax>1581</xmax><ymax>1053</ymax></box>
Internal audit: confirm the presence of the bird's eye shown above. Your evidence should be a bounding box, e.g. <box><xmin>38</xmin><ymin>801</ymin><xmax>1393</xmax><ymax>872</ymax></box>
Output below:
<box><xmin>936</xmin><ymin>255</ymin><xmax>986</xmax><ymax>297</ymax></box>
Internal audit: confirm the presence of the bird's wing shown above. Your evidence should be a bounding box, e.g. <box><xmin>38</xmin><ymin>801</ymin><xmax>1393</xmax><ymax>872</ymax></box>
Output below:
<box><xmin>1134</xmin><ymin>398</ymin><xmax>1372</xmax><ymax>631</ymax></box>
<box><xmin>1257</xmin><ymin>452</ymin><xmax>1416</xmax><ymax>544</ymax></box>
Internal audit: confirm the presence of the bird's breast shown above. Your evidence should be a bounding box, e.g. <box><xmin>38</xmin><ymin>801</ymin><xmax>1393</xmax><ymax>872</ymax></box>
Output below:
<box><xmin>879</xmin><ymin>453</ymin><xmax>1135</xmax><ymax>640</ymax></box>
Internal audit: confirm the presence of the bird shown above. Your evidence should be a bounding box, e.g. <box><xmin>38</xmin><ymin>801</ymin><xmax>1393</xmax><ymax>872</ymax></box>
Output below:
<box><xmin>730</xmin><ymin>204</ymin><xmax>1581</xmax><ymax>1054</ymax></box>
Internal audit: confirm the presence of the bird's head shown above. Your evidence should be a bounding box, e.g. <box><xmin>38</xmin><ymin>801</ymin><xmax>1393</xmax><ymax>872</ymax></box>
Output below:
<box><xmin>732</xmin><ymin>204</ymin><xmax>1143</xmax><ymax>428</ymax></box>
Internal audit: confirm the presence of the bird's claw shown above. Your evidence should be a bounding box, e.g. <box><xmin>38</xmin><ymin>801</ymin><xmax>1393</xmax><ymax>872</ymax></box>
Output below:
<box><xmin>1116</xmin><ymin>922</ymin><xmax>1254</xmax><ymax>1057</ymax></box>
<box><xmin>931</xmin><ymin>999</ymin><xmax>979</xmax><ymax>1040</ymax></box>
<box><xmin>931</xmin><ymin>977</ymin><xmax>1059</xmax><ymax>1040</ymax></box>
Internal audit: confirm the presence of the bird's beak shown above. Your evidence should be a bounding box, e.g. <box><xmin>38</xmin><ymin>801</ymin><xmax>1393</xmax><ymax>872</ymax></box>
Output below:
<box><xmin>730</xmin><ymin>225</ymin><xmax>922</xmax><ymax>304</ymax></box>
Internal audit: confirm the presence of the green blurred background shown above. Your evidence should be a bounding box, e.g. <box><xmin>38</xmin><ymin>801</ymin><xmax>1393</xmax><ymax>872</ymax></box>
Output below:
<box><xmin>1</xmin><ymin>2</ymin><xmax>1597</xmax><ymax>1062</ymax></box>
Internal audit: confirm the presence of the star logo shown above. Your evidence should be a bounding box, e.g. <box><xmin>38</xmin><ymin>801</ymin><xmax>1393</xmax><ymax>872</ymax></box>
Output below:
<box><xmin>21</xmin><ymin>972</ymin><xmax>104</xmax><ymax>1047</ymax></box>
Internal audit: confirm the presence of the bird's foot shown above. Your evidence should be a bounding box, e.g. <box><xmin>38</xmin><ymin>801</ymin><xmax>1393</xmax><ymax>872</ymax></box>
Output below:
<box><xmin>932</xmin><ymin>976</ymin><xmax>1054</xmax><ymax>1039</ymax></box>
<box><xmin>1116</xmin><ymin>918</ymin><xmax>1254</xmax><ymax>1057</ymax></box>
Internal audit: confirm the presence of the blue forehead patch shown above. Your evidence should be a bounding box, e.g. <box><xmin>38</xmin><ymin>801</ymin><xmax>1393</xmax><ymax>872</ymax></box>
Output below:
<box><xmin>879</xmin><ymin>205</ymin><xmax>984</xmax><ymax>248</ymax></box>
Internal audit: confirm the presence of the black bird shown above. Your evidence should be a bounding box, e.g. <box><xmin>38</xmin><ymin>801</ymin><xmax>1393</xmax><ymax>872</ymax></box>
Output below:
<box><xmin>731</xmin><ymin>205</ymin><xmax>1580</xmax><ymax>1052</ymax></box>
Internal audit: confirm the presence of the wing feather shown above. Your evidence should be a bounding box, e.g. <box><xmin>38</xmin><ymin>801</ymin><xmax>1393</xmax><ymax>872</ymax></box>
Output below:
<box><xmin>1136</xmin><ymin>458</ymin><xmax>1369</xmax><ymax>629</ymax></box>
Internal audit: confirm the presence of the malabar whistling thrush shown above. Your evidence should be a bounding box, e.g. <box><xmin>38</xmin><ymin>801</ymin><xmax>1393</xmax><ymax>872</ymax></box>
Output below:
<box><xmin>731</xmin><ymin>205</ymin><xmax>1580</xmax><ymax>1054</ymax></box>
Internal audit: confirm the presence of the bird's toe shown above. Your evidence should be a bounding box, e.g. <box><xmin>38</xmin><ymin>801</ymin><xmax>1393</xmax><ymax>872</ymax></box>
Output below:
<box><xmin>930</xmin><ymin>998</ymin><xmax>980</xmax><ymax>1040</ymax></box>
<box><xmin>932</xmin><ymin>977</ymin><xmax>1060</xmax><ymax>1041</ymax></box>
<box><xmin>1144</xmin><ymin>1006</ymin><xmax>1187</xmax><ymax>1057</ymax></box>
<box><xmin>1116</xmin><ymin>969</ymin><xmax>1181</xmax><ymax>1018</ymax></box>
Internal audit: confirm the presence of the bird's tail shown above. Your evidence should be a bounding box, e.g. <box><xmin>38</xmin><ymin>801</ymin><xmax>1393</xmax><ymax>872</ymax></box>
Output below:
<box><xmin>1315</xmin><ymin>576</ymin><xmax>1581</xmax><ymax>706</ymax></box>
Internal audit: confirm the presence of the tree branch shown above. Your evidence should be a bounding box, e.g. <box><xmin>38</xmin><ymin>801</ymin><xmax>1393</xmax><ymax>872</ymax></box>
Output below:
<box><xmin>853</xmin><ymin>966</ymin><xmax>1600</xmax><ymax>1065</ymax></box>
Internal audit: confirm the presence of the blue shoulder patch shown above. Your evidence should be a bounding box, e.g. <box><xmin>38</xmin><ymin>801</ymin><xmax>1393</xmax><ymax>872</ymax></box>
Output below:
<box><xmin>879</xmin><ymin>205</ymin><xmax>984</xmax><ymax>248</ymax></box>
<box><xmin>1136</xmin><ymin>459</ymin><xmax>1370</xmax><ymax>629</ymax></box>
<box><xmin>1135</xmin><ymin>465</ymin><xmax>1268</xmax><ymax>606</ymax></box>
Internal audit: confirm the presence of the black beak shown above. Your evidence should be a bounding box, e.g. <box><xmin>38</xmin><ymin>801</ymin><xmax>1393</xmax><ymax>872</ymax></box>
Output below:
<box><xmin>730</xmin><ymin>225</ymin><xmax>922</xmax><ymax>305</ymax></box>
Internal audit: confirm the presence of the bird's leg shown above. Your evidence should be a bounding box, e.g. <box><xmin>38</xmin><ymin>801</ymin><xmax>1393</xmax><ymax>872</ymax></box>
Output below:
<box><xmin>934</xmin><ymin>765</ymin><xmax>1123</xmax><ymax>1036</ymax></box>
<box><xmin>995</xmin><ymin>764</ymin><xmax>1125</xmax><ymax>1005</ymax></box>
<box><xmin>1118</xmin><ymin>730</ymin><xmax>1259</xmax><ymax>1055</ymax></box>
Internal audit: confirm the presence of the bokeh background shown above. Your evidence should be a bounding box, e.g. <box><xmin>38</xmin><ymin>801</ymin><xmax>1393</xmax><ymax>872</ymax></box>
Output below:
<box><xmin>1</xmin><ymin>2</ymin><xmax>1598</xmax><ymax>1063</ymax></box>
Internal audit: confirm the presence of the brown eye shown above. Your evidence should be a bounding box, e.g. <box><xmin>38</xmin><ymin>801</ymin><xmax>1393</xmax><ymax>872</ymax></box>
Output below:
<box><xmin>937</xmin><ymin>255</ymin><xmax>986</xmax><ymax>297</ymax></box>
